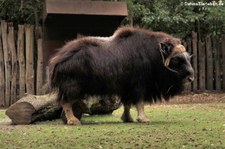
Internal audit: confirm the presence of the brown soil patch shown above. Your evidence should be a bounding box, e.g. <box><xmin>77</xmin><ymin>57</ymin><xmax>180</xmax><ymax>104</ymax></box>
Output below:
<box><xmin>165</xmin><ymin>92</ymin><xmax>225</xmax><ymax>104</ymax></box>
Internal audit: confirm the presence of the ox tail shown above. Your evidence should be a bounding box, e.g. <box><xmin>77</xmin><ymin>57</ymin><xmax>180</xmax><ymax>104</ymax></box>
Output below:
<box><xmin>48</xmin><ymin>46</ymin><xmax>79</xmax><ymax>93</ymax></box>
<box><xmin>49</xmin><ymin>51</ymin><xmax>73</xmax><ymax>104</ymax></box>
<box><xmin>49</xmin><ymin>54</ymin><xmax>62</xmax><ymax>88</ymax></box>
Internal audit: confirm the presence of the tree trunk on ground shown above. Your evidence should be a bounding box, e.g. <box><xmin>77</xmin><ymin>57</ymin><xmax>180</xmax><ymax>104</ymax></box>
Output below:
<box><xmin>5</xmin><ymin>93</ymin><xmax>60</xmax><ymax>124</ymax></box>
<box><xmin>5</xmin><ymin>93</ymin><xmax>121</xmax><ymax>125</ymax></box>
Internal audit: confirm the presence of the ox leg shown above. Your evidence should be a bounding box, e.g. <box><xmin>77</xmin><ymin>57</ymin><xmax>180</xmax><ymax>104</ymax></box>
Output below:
<box><xmin>121</xmin><ymin>104</ymin><xmax>134</xmax><ymax>122</ymax></box>
<box><xmin>62</xmin><ymin>102</ymin><xmax>81</xmax><ymax>125</ymax></box>
<box><xmin>136</xmin><ymin>101</ymin><xmax>150</xmax><ymax>123</ymax></box>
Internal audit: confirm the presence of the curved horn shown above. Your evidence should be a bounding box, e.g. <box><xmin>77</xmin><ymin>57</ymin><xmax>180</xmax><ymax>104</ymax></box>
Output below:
<box><xmin>173</xmin><ymin>44</ymin><xmax>186</xmax><ymax>53</ymax></box>
<box><xmin>160</xmin><ymin>44</ymin><xmax>186</xmax><ymax>73</ymax></box>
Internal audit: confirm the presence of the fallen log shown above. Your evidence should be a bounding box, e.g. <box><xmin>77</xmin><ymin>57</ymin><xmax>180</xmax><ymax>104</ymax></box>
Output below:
<box><xmin>5</xmin><ymin>93</ymin><xmax>121</xmax><ymax>125</ymax></box>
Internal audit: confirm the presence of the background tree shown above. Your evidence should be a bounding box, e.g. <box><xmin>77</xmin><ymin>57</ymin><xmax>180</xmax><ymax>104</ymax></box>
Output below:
<box><xmin>0</xmin><ymin>0</ymin><xmax>43</xmax><ymax>27</ymax></box>
<box><xmin>0</xmin><ymin>0</ymin><xmax>224</xmax><ymax>39</ymax></box>
<box><xmin>125</xmin><ymin>0</ymin><xmax>225</xmax><ymax>39</ymax></box>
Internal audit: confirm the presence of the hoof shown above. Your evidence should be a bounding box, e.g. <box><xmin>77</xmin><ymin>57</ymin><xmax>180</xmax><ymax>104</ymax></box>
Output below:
<box><xmin>137</xmin><ymin>116</ymin><xmax>150</xmax><ymax>123</ymax></box>
<box><xmin>67</xmin><ymin>118</ymin><xmax>82</xmax><ymax>125</ymax></box>
<box><xmin>121</xmin><ymin>114</ymin><xmax>134</xmax><ymax>123</ymax></box>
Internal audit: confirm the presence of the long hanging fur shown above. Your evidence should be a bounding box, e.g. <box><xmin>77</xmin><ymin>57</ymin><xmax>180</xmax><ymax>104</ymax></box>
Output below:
<box><xmin>49</xmin><ymin>27</ymin><xmax>193</xmax><ymax>105</ymax></box>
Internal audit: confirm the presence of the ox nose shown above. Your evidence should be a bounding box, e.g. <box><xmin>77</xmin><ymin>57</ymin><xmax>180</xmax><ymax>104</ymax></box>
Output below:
<box><xmin>187</xmin><ymin>76</ymin><xmax>194</xmax><ymax>82</ymax></box>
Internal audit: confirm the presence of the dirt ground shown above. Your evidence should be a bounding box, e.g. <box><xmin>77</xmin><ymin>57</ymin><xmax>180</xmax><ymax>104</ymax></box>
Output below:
<box><xmin>0</xmin><ymin>92</ymin><xmax>224</xmax><ymax>132</ymax></box>
<box><xmin>164</xmin><ymin>92</ymin><xmax>225</xmax><ymax>104</ymax></box>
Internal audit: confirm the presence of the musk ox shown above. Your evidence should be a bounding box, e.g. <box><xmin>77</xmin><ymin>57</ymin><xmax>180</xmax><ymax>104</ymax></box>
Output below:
<box><xmin>49</xmin><ymin>27</ymin><xmax>194</xmax><ymax>125</ymax></box>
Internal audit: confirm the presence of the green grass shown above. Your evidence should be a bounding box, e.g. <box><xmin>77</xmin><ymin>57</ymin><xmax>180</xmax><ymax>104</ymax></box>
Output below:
<box><xmin>0</xmin><ymin>103</ymin><xmax>225</xmax><ymax>149</ymax></box>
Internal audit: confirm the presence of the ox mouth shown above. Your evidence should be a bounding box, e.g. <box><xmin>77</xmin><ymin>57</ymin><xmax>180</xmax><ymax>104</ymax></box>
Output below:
<box><xmin>183</xmin><ymin>76</ymin><xmax>194</xmax><ymax>84</ymax></box>
<box><xmin>187</xmin><ymin>76</ymin><xmax>194</xmax><ymax>82</ymax></box>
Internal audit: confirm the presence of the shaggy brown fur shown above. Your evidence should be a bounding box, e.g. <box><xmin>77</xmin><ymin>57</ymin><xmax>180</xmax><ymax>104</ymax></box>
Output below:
<box><xmin>49</xmin><ymin>27</ymin><xmax>194</xmax><ymax>125</ymax></box>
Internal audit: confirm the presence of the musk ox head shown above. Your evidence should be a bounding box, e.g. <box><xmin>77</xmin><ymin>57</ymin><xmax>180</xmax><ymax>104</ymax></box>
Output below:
<box><xmin>159</xmin><ymin>41</ymin><xmax>194</xmax><ymax>84</ymax></box>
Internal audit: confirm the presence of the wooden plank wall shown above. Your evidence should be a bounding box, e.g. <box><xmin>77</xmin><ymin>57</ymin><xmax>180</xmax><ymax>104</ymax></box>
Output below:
<box><xmin>0</xmin><ymin>21</ymin><xmax>44</xmax><ymax>107</ymax></box>
<box><xmin>186</xmin><ymin>32</ymin><xmax>225</xmax><ymax>92</ymax></box>
<box><xmin>0</xmin><ymin>20</ymin><xmax>225</xmax><ymax>107</ymax></box>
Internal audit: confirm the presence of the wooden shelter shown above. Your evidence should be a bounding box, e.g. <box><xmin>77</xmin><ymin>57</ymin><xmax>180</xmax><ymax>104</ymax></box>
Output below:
<box><xmin>43</xmin><ymin>0</ymin><xmax>128</xmax><ymax>68</ymax></box>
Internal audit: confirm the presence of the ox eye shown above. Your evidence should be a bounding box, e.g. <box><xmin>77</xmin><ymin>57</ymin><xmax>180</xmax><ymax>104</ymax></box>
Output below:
<box><xmin>170</xmin><ymin>57</ymin><xmax>183</xmax><ymax>66</ymax></box>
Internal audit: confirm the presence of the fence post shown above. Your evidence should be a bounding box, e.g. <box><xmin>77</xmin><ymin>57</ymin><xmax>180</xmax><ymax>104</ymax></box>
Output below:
<box><xmin>213</xmin><ymin>36</ymin><xmax>221</xmax><ymax>90</ymax></box>
<box><xmin>198</xmin><ymin>41</ymin><xmax>206</xmax><ymax>91</ymax></box>
<box><xmin>192</xmin><ymin>32</ymin><xmax>198</xmax><ymax>91</ymax></box>
<box><xmin>185</xmin><ymin>38</ymin><xmax>192</xmax><ymax>92</ymax></box>
<box><xmin>25</xmin><ymin>24</ymin><xmax>35</xmax><ymax>94</ymax></box>
<box><xmin>1</xmin><ymin>20</ymin><xmax>11</xmax><ymax>107</ymax></box>
<box><xmin>8</xmin><ymin>25</ymin><xmax>17</xmax><ymax>104</ymax></box>
<box><xmin>221</xmin><ymin>35</ymin><xmax>225</xmax><ymax>90</ymax></box>
<box><xmin>37</xmin><ymin>39</ymin><xmax>43</xmax><ymax>95</ymax></box>
<box><xmin>205</xmin><ymin>36</ymin><xmax>213</xmax><ymax>90</ymax></box>
<box><xmin>0</xmin><ymin>27</ymin><xmax>5</xmax><ymax>107</ymax></box>
<box><xmin>17</xmin><ymin>25</ymin><xmax>26</xmax><ymax>98</ymax></box>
